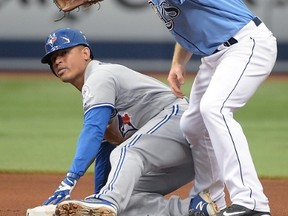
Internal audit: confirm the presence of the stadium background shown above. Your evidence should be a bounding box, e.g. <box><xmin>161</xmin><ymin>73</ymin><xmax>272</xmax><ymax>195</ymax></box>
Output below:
<box><xmin>0</xmin><ymin>0</ymin><xmax>287</xmax><ymax>72</ymax></box>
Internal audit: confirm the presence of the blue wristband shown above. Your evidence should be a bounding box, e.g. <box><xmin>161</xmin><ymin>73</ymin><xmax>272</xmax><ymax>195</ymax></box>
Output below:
<box><xmin>67</xmin><ymin>172</ymin><xmax>80</xmax><ymax>181</ymax></box>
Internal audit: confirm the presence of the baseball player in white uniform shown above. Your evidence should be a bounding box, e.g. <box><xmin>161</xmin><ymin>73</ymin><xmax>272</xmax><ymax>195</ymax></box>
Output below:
<box><xmin>148</xmin><ymin>0</ymin><xmax>278</xmax><ymax>215</ymax></box>
<box><xmin>41</xmin><ymin>28</ymin><xmax>220</xmax><ymax>216</ymax></box>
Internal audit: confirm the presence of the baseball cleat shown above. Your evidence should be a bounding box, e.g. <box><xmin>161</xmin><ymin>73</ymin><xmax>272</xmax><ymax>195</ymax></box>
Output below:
<box><xmin>216</xmin><ymin>204</ymin><xmax>270</xmax><ymax>216</ymax></box>
<box><xmin>189</xmin><ymin>192</ymin><xmax>219</xmax><ymax>216</ymax></box>
<box><xmin>54</xmin><ymin>198</ymin><xmax>117</xmax><ymax>216</ymax></box>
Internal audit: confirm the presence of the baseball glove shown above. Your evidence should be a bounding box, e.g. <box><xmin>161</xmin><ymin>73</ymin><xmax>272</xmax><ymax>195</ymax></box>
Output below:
<box><xmin>54</xmin><ymin>0</ymin><xmax>103</xmax><ymax>13</ymax></box>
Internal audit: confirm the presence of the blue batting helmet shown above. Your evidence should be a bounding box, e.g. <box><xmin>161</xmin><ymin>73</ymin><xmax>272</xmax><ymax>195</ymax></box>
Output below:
<box><xmin>41</xmin><ymin>28</ymin><xmax>94</xmax><ymax>64</ymax></box>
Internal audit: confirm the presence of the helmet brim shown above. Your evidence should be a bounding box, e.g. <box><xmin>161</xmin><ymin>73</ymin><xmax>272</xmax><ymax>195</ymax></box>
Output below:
<box><xmin>41</xmin><ymin>44</ymin><xmax>94</xmax><ymax>64</ymax></box>
<box><xmin>41</xmin><ymin>53</ymin><xmax>53</xmax><ymax>64</ymax></box>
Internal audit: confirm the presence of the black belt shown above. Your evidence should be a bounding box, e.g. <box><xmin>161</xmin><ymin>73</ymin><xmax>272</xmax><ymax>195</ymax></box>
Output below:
<box><xmin>213</xmin><ymin>17</ymin><xmax>262</xmax><ymax>54</ymax></box>
<box><xmin>252</xmin><ymin>16</ymin><xmax>262</xmax><ymax>27</ymax></box>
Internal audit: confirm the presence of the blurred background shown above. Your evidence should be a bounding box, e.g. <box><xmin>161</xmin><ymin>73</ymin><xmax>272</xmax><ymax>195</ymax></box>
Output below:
<box><xmin>0</xmin><ymin>0</ymin><xmax>287</xmax><ymax>73</ymax></box>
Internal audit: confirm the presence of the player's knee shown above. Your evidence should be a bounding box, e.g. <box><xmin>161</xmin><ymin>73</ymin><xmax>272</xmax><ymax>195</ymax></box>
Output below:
<box><xmin>110</xmin><ymin>145</ymin><xmax>145</xmax><ymax>168</ymax></box>
<box><xmin>180</xmin><ymin>113</ymin><xmax>202</xmax><ymax>139</ymax></box>
<box><xmin>109</xmin><ymin>146</ymin><xmax>121</xmax><ymax>160</ymax></box>
<box><xmin>199</xmin><ymin>98</ymin><xmax>221</xmax><ymax>120</ymax></box>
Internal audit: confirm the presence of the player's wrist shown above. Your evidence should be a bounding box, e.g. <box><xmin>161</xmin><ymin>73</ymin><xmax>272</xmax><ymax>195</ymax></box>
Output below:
<box><xmin>66</xmin><ymin>172</ymin><xmax>80</xmax><ymax>181</ymax></box>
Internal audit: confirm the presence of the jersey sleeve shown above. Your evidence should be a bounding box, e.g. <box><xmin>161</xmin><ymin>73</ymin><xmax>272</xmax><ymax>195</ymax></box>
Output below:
<box><xmin>68</xmin><ymin>106</ymin><xmax>113</xmax><ymax>176</ymax></box>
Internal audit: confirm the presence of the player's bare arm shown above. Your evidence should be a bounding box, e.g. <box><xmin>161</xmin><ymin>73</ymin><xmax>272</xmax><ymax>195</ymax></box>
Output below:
<box><xmin>168</xmin><ymin>43</ymin><xmax>192</xmax><ymax>98</ymax></box>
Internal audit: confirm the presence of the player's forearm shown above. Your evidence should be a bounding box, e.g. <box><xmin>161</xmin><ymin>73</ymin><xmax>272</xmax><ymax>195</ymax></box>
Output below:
<box><xmin>69</xmin><ymin>107</ymin><xmax>112</xmax><ymax>176</ymax></box>
<box><xmin>69</xmin><ymin>124</ymin><xmax>104</xmax><ymax>176</ymax></box>
<box><xmin>171</xmin><ymin>43</ymin><xmax>193</xmax><ymax>68</ymax></box>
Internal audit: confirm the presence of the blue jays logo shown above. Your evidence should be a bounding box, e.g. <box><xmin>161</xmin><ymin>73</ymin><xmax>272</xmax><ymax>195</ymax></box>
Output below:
<box><xmin>118</xmin><ymin>113</ymin><xmax>138</xmax><ymax>137</ymax></box>
<box><xmin>47</xmin><ymin>33</ymin><xmax>57</xmax><ymax>47</ymax></box>
<box><xmin>148</xmin><ymin>0</ymin><xmax>180</xmax><ymax>30</ymax></box>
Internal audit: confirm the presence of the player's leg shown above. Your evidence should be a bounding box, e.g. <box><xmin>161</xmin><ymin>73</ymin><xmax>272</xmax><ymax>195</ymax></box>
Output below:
<box><xmin>122</xmin><ymin>193</ymin><xmax>191</xmax><ymax>216</ymax></box>
<box><xmin>54</xmin><ymin>100</ymin><xmax>219</xmax><ymax>215</ymax></box>
<box><xmin>122</xmin><ymin>155</ymin><xmax>217</xmax><ymax>216</ymax></box>
<box><xmin>121</xmin><ymin>161</ymin><xmax>194</xmax><ymax>216</ymax></box>
<box><xmin>55</xmin><ymin>144</ymin><xmax>195</xmax><ymax>216</ymax></box>
<box><xmin>198</xmin><ymin>23</ymin><xmax>277</xmax><ymax>212</ymax></box>
<box><xmin>180</xmin><ymin>66</ymin><xmax>226</xmax><ymax>210</ymax></box>
<box><xmin>95</xmin><ymin>100</ymin><xmax>193</xmax><ymax>212</ymax></box>
<box><xmin>133</xmin><ymin>163</ymin><xmax>194</xmax><ymax>195</ymax></box>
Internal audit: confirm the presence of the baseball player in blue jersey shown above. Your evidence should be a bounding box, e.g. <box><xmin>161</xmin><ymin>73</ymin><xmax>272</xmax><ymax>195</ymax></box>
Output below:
<box><xmin>147</xmin><ymin>0</ymin><xmax>278</xmax><ymax>215</ymax></box>
<box><xmin>41</xmin><ymin>28</ymin><xmax>221</xmax><ymax>216</ymax></box>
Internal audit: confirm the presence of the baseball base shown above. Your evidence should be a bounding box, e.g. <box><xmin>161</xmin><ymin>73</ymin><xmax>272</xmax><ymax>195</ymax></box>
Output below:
<box><xmin>26</xmin><ymin>205</ymin><xmax>56</xmax><ymax>216</ymax></box>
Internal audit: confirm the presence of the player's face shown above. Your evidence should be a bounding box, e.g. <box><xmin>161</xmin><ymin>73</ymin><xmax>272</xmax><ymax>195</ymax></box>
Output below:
<box><xmin>50</xmin><ymin>46</ymin><xmax>91</xmax><ymax>87</ymax></box>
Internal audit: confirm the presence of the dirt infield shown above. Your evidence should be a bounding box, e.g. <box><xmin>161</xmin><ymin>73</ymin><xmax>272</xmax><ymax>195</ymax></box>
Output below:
<box><xmin>0</xmin><ymin>173</ymin><xmax>287</xmax><ymax>216</ymax></box>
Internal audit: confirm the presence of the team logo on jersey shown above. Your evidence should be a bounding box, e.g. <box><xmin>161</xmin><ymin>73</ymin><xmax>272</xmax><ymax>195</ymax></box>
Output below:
<box><xmin>148</xmin><ymin>0</ymin><xmax>180</xmax><ymax>30</ymax></box>
<box><xmin>82</xmin><ymin>85</ymin><xmax>91</xmax><ymax>99</ymax></box>
<box><xmin>82</xmin><ymin>85</ymin><xmax>93</xmax><ymax>109</ymax></box>
<box><xmin>119</xmin><ymin>113</ymin><xmax>138</xmax><ymax>137</ymax></box>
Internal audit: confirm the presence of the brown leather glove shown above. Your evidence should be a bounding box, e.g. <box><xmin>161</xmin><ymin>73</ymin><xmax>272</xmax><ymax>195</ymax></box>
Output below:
<box><xmin>54</xmin><ymin>0</ymin><xmax>103</xmax><ymax>12</ymax></box>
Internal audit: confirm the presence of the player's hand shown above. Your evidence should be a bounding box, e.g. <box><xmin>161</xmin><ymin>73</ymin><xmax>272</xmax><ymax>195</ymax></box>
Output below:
<box><xmin>167</xmin><ymin>64</ymin><xmax>186</xmax><ymax>98</ymax></box>
<box><xmin>43</xmin><ymin>172</ymin><xmax>80</xmax><ymax>205</ymax></box>
<box><xmin>104</xmin><ymin>114</ymin><xmax>125</xmax><ymax>145</ymax></box>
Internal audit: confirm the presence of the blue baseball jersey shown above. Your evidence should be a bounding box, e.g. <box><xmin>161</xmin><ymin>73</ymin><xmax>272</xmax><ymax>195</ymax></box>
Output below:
<box><xmin>149</xmin><ymin>0</ymin><xmax>255</xmax><ymax>56</ymax></box>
